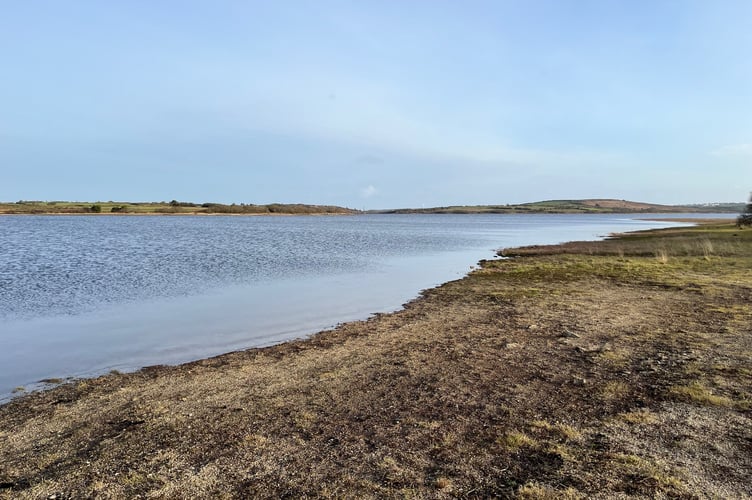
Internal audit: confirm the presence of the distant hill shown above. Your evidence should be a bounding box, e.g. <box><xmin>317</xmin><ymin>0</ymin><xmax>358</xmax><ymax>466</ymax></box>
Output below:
<box><xmin>0</xmin><ymin>201</ymin><xmax>358</xmax><ymax>215</ymax></box>
<box><xmin>1</xmin><ymin>199</ymin><xmax>743</xmax><ymax>216</ymax></box>
<box><xmin>374</xmin><ymin>199</ymin><xmax>744</xmax><ymax>214</ymax></box>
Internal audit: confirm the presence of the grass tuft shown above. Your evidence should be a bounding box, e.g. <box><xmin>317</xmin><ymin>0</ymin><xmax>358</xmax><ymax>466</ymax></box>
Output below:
<box><xmin>435</xmin><ymin>477</ymin><xmax>452</xmax><ymax>490</ymax></box>
<box><xmin>655</xmin><ymin>248</ymin><xmax>669</xmax><ymax>264</ymax></box>
<box><xmin>554</xmin><ymin>423</ymin><xmax>582</xmax><ymax>441</ymax></box>
<box><xmin>601</xmin><ymin>381</ymin><xmax>630</xmax><ymax>401</ymax></box>
<box><xmin>670</xmin><ymin>381</ymin><xmax>734</xmax><ymax>407</ymax></box>
<box><xmin>618</xmin><ymin>409</ymin><xmax>659</xmax><ymax>425</ymax></box>
<box><xmin>517</xmin><ymin>481</ymin><xmax>584</xmax><ymax>499</ymax></box>
<box><xmin>498</xmin><ymin>431</ymin><xmax>538</xmax><ymax>451</ymax></box>
<box><xmin>611</xmin><ymin>453</ymin><xmax>685</xmax><ymax>492</ymax></box>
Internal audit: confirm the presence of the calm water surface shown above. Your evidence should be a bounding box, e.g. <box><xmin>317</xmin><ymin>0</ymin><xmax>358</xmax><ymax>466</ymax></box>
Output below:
<box><xmin>0</xmin><ymin>214</ymin><xmax>713</xmax><ymax>399</ymax></box>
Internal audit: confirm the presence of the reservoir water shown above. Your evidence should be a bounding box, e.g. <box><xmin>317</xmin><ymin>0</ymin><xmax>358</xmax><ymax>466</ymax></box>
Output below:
<box><xmin>0</xmin><ymin>213</ymin><xmax>717</xmax><ymax>399</ymax></box>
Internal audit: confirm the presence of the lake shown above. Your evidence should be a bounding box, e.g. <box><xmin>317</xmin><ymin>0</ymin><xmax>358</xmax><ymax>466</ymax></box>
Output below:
<box><xmin>0</xmin><ymin>213</ymin><xmax>719</xmax><ymax>399</ymax></box>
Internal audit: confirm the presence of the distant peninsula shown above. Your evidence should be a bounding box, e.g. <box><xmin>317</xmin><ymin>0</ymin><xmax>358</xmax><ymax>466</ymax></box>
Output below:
<box><xmin>0</xmin><ymin>198</ymin><xmax>743</xmax><ymax>215</ymax></box>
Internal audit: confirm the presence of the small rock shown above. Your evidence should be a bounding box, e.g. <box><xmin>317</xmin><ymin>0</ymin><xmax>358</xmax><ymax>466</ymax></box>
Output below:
<box><xmin>560</xmin><ymin>330</ymin><xmax>580</xmax><ymax>338</ymax></box>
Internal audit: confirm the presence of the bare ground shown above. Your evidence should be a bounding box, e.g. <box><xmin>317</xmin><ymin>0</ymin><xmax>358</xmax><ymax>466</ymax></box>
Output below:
<box><xmin>1</xmin><ymin>224</ymin><xmax>750</xmax><ymax>498</ymax></box>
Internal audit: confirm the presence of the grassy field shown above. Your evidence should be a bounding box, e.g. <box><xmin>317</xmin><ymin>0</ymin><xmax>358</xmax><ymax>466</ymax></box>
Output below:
<box><xmin>1</xmin><ymin>223</ymin><xmax>750</xmax><ymax>498</ymax></box>
<box><xmin>0</xmin><ymin>200</ymin><xmax>357</xmax><ymax>215</ymax></box>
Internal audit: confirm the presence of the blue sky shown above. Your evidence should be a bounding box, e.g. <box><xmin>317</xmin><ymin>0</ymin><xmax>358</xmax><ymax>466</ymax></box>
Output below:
<box><xmin>1</xmin><ymin>1</ymin><xmax>750</xmax><ymax>208</ymax></box>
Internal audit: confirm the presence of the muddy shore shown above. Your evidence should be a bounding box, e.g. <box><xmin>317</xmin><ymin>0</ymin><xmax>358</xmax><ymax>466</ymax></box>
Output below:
<box><xmin>1</xmin><ymin>223</ymin><xmax>750</xmax><ymax>498</ymax></box>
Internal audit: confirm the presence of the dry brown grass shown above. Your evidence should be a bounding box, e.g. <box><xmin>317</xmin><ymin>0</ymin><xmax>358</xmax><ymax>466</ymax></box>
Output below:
<box><xmin>670</xmin><ymin>381</ymin><xmax>735</xmax><ymax>407</ymax></box>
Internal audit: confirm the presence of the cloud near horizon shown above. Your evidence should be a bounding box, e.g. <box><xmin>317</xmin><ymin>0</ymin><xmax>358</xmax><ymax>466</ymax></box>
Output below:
<box><xmin>360</xmin><ymin>185</ymin><xmax>378</xmax><ymax>199</ymax></box>
<box><xmin>711</xmin><ymin>143</ymin><xmax>752</xmax><ymax>157</ymax></box>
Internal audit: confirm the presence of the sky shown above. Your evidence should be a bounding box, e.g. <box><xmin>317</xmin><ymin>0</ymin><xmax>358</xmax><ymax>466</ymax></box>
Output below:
<box><xmin>1</xmin><ymin>1</ymin><xmax>750</xmax><ymax>209</ymax></box>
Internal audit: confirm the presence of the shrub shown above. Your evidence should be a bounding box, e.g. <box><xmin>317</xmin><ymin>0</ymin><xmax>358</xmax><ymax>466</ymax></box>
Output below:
<box><xmin>738</xmin><ymin>194</ymin><xmax>752</xmax><ymax>227</ymax></box>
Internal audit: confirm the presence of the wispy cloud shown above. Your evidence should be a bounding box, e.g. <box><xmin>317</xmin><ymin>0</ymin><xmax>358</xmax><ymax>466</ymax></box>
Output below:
<box><xmin>355</xmin><ymin>154</ymin><xmax>384</xmax><ymax>165</ymax></box>
<box><xmin>712</xmin><ymin>143</ymin><xmax>752</xmax><ymax>157</ymax></box>
<box><xmin>239</xmin><ymin>80</ymin><xmax>607</xmax><ymax>172</ymax></box>
<box><xmin>360</xmin><ymin>185</ymin><xmax>377</xmax><ymax>198</ymax></box>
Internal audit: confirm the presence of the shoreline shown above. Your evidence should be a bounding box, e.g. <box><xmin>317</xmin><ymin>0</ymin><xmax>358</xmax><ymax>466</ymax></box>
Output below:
<box><xmin>0</xmin><ymin>216</ymin><xmax>699</xmax><ymax>402</ymax></box>
<box><xmin>1</xmin><ymin>222</ymin><xmax>750</xmax><ymax>497</ymax></box>
<box><xmin>0</xmin><ymin>214</ymin><xmax>702</xmax><ymax>401</ymax></box>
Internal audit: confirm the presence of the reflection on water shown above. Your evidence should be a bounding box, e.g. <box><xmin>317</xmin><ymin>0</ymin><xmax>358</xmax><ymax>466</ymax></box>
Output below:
<box><xmin>0</xmin><ymin>213</ymin><xmax>711</xmax><ymax>399</ymax></box>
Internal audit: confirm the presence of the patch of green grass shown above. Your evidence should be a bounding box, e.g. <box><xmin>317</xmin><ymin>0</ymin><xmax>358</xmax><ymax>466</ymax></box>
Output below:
<box><xmin>494</xmin><ymin>224</ymin><xmax>752</xmax><ymax>297</ymax></box>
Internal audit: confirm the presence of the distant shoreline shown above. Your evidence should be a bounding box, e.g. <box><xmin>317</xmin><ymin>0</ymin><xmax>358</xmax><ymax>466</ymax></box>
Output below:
<box><xmin>1</xmin><ymin>198</ymin><xmax>743</xmax><ymax>216</ymax></box>
<box><xmin>0</xmin><ymin>201</ymin><xmax>358</xmax><ymax>216</ymax></box>
<box><xmin>0</xmin><ymin>212</ymin><xmax>354</xmax><ymax>217</ymax></box>
<box><xmin>0</xmin><ymin>212</ymin><xmax>739</xmax><ymax>219</ymax></box>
